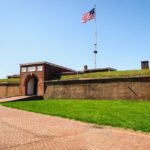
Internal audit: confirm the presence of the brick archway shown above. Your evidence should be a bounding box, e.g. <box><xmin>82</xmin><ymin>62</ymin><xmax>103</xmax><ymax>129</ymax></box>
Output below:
<box><xmin>24</xmin><ymin>74</ymin><xmax>39</xmax><ymax>96</ymax></box>
<box><xmin>20</xmin><ymin>61</ymin><xmax>75</xmax><ymax>96</ymax></box>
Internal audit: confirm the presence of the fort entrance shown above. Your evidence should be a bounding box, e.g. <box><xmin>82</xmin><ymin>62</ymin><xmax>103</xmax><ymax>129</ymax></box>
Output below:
<box><xmin>19</xmin><ymin>61</ymin><xmax>75</xmax><ymax>96</ymax></box>
<box><xmin>26</xmin><ymin>76</ymin><xmax>38</xmax><ymax>95</ymax></box>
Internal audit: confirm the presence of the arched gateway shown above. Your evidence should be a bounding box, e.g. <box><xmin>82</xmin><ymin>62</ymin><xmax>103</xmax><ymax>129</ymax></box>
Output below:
<box><xmin>19</xmin><ymin>61</ymin><xmax>76</xmax><ymax>96</ymax></box>
<box><xmin>26</xmin><ymin>75</ymin><xmax>38</xmax><ymax>95</ymax></box>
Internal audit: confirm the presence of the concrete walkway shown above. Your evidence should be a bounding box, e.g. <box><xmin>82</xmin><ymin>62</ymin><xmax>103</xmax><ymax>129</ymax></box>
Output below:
<box><xmin>0</xmin><ymin>106</ymin><xmax>150</xmax><ymax>150</ymax></box>
<box><xmin>0</xmin><ymin>96</ymin><xmax>43</xmax><ymax>103</ymax></box>
<box><xmin>0</xmin><ymin>96</ymin><xmax>31</xmax><ymax>103</ymax></box>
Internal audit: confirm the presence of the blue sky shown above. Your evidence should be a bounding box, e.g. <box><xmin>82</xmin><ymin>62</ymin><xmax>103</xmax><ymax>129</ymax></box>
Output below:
<box><xmin>0</xmin><ymin>0</ymin><xmax>150</xmax><ymax>78</ymax></box>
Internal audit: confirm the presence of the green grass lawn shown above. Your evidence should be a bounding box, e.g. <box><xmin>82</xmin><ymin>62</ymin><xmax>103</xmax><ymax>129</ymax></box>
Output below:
<box><xmin>58</xmin><ymin>69</ymin><xmax>150</xmax><ymax>80</ymax></box>
<box><xmin>1</xmin><ymin>99</ymin><xmax>150</xmax><ymax>132</ymax></box>
<box><xmin>0</xmin><ymin>78</ymin><xmax>19</xmax><ymax>83</ymax></box>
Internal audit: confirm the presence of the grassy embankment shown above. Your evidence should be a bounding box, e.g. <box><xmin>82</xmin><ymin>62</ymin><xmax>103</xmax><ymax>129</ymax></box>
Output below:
<box><xmin>1</xmin><ymin>69</ymin><xmax>150</xmax><ymax>82</ymax></box>
<box><xmin>55</xmin><ymin>69</ymin><xmax>150</xmax><ymax>80</ymax></box>
<box><xmin>0</xmin><ymin>78</ymin><xmax>19</xmax><ymax>83</ymax></box>
<box><xmin>2</xmin><ymin>99</ymin><xmax>150</xmax><ymax>132</ymax></box>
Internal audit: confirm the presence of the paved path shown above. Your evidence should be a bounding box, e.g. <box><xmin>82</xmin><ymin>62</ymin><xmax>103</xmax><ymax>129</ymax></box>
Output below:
<box><xmin>0</xmin><ymin>96</ymin><xmax>31</xmax><ymax>103</ymax></box>
<box><xmin>0</xmin><ymin>96</ymin><xmax>43</xmax><ymax>103</ymax></box>
<box><xmin>0</xmin><ymin>106</ymin><xmax>150</xmax><ymax>150</ymax></box>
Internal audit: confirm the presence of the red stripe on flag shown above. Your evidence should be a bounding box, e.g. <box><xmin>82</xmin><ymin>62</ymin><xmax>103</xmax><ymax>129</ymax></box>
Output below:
<box><xmin>82</xmin><ymin>9</ymin><xmax>95</xmax><ymax>23</ymax></box>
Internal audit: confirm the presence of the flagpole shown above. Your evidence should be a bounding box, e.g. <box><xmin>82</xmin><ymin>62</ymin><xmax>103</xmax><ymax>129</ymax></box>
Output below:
<box><xmin>93</xmin><ymin>4</ymin><xmax>98</xmax><ymax>69</ymax></box>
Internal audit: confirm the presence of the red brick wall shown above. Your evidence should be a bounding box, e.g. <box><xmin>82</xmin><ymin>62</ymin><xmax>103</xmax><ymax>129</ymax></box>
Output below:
<box><xmin>44</xmin><ymin>64</ymin><xmax>75</xmax><ymax>81</ymax></box>
<box><xmin>44</xmin><ymin>76</ymin><xmax>150</xmax><ymax>100</ymax></box>
<box><xmin>20</xmin><ymin>71</ymin><xmax>44</xmax><ymax>96</ymax></box>
<box><xmin>0</xmin><ymin>83</ymin><xmax>21</xmax><ymax>98</ymax></box>
<box><xmin>44</xmin><ymin>64</ymin><xmax>55</xmax><ymax>80</ymax></box>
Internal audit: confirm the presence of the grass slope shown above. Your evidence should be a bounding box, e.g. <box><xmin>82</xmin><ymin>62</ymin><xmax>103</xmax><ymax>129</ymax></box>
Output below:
<box><xmin>0</xmin><ymin>78</ymin><xmax>19</xmax><ymax>83</ymax></box>
<box><xmin>59</xmin><ymin>69</ymin><xmax>150</xmax><ymax>80</ymax></box>
<box><xmin>2</xmin><ymin>99</ymin><xmax>150</xmax><ymax>132</ymax></box>
<box><xmin>1</xmin><ymin>69</ymin><xmax>150</xmax><ymax>83</ymax></box>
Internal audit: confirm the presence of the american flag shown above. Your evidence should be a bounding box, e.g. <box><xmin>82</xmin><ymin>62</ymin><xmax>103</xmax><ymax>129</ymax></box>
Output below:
<box><xmin>82</xmin><ymin>8</ymin><xmax>95</xmax><ymax>23</ymax></box>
